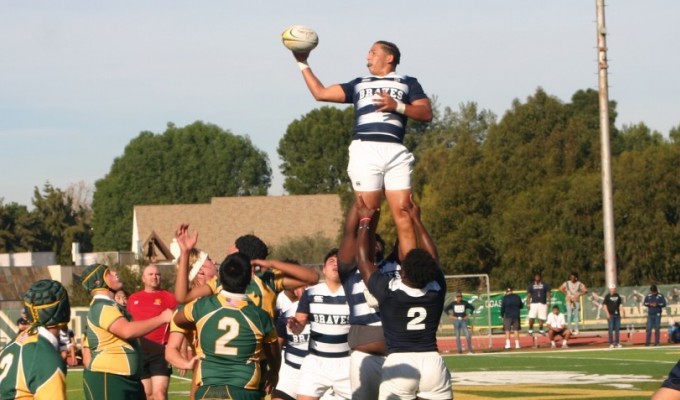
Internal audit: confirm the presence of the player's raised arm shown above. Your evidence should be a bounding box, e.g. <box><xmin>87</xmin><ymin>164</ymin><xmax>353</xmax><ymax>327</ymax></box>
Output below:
<box><xmin>355</xmin><ymin>196</ymin><xmax>381</xmax><ymax>285</ymax></box>
<box><xmin>402</xmin><ymin>195</ymin><xmax>438</xmax><ymax>262</ymax></box>
<box><xmin>174</xmin><ymin>224</ymin><xmax>197</xmax><ymax>303</ymax></box>
<box><xmin>251</xmin><ymin>258</ymin><xmax>319</xmax><ymax>289</ymax></box>
<box><xmin>292</xmin><ymin>51</ymin><xmax>346</xmax><ymax>103</ymax></box>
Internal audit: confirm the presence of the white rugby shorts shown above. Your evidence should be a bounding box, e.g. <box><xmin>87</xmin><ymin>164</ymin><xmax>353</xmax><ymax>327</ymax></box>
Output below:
<box><xmin>347</xmin><ymin>140</ymin><xmax>414</xmax><ymax>192</ymax></box>
<box><xmin>297</xmin><ymin>354</ymin><xmax>351</xmax><ymax>399</ymax></box>
<box><xmin>379</xmin><ymin>351</ymin><xmax>452</xmax><ymax>400</ymax></box>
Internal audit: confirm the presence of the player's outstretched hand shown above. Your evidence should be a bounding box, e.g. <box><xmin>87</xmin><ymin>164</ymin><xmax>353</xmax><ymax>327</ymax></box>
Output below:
<box><xmin>159</xmin><ymin>309</ymin><xmax>173</xmax><ymax>324</ymax></box>
<box><xmin>251</xmin><ymin>259</ymin><xmax>272</xmax><ymax>273</ymax></box>
<box><xmin>293</xmin><ymin>51</ymin><xmax>310</xmax><ymax>63</ymax></box>
<box><xmin>175</xmin><ymin>224</ymin><xmax>198</xmax><ymax>252</ymax></box>
<box><xmin>262</xmin><ymin>369</ymin><xmax>279</xmax><ymax>395</ymax></box>
<box><xmin>356</xmin><ymin>195</ymin><xmax>380</xmax><ymax>230</ymax></box>
<box><xmin>401</xmin><ymin>194</ymin><xmax>421</xmax><ymax>222</ymax></box>
<box><xmin>287</xmin><ymin>317</ymin><xmax>304</xmax><ymax>335</ymax></box>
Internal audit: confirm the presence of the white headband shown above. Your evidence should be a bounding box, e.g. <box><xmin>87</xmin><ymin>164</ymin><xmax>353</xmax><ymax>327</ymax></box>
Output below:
<box><xmin>189</xmin><ymin>251</ymin><xmax>209</xmax><ymax>281</ymax></box>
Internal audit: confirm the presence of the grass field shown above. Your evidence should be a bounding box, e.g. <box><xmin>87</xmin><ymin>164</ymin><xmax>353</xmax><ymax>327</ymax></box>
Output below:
<box><xmin>65</xmin><ymin>346</ymin><xmax>678</xmax><ymax>399</ymax></box>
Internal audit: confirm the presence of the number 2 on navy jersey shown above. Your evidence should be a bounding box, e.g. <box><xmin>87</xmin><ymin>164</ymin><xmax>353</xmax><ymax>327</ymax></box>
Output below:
<box><xmin>406</xmin><ymin>307</ymin><xmax>427</xmax><ymax>330</ymax></box>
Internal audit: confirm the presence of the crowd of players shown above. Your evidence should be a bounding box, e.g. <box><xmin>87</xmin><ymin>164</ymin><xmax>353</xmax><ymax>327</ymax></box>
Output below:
<box><xmin>2</xmin><ymin>37</ymin><xmax>680</xmax><ymax>399</ymax></box>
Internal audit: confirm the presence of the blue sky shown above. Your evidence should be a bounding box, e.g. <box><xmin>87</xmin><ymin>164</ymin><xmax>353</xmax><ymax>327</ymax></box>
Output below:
<box><xmin>2</xmin><ymin>1</ymin><xmax>678</xmax><ymax>207</ymax></box>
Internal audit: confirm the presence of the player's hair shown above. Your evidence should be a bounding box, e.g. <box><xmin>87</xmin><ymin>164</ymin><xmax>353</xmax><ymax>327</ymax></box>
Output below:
<box><xmin>571</xmin><ymin>271</ymin><xmax>579</xmax><ymax>280</ymax></box>
<box><xmin>376</xmin><ymin>40</ymin><xmax>401</xmax><ymax>66</ymax></box>
<box><xmin>324</xmin><ymin>248</ymin><xmax>339</xmax><ymax>264</ymax></box>
<box><xmin>401</xmin><ymin>248</ymin><xmax>439</xmax><ymax>289</ymax></box>
<box><xmin>219</xmin><ymin>253</ymin><xmax>252</xmax><ymax>294</ymax></box>
<box><xmin>235</xmin><ymin>234</ymin><xmax>269</xmax><ymax>260</ymax></box>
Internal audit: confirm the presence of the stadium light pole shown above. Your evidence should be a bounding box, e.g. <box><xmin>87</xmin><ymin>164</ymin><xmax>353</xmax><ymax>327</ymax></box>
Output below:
<box><xmin>596</xmin><ymin>0</ymin><xmax>618</xmax><ymax>288</ymax></box>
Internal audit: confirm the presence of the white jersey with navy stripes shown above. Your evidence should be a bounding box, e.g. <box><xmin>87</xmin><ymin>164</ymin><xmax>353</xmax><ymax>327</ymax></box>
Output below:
<box><xmin>340</xmin><ymin>72</ymin><xmax>428</xmax><ymax>144</ymax></box>
<box><xmin>367</xmin><ymin>269</ymin><xmax>446</xmax><ymax>354</ymax></box>
<box><xmin>340</xmin><ymin>259</ymin><xmax>400</xmax><ymax>326</ymax></box>
<box><xmin>279</xmin><ymin>300</ymin><xmax>310</xmax><ymax>369</ymax></box>
<box><xmin>296</xmin><ymin>282</ymin><xmax>351</xmax><ymax>358</ymax></box>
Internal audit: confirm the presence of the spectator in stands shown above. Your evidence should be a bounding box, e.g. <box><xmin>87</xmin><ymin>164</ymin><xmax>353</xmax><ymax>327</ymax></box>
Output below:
<box><xmin>645</xmin><ymin>284</ymin><xmax>667</xmax><ymax>346</ymax></box>
<box><xmin>16</xmin><ymin>308</ymin><xmax>30</xmax><ymax>334</ymax></box>
<box><xmin>546</xmin><ymin>305</ymin><xmax>571</xmax><ymax>349</ymax></box>
<box><xmin>559</xmin><ymin>272</ymin><xmax>588</xmax><ymax>335</ymax></box>
<box><xmin>501</xmin><ymin>286</ymin><xmax>523</xmax><ymax>349</ymax></box>
<box><xmin>527</xmin><ymin>272</ymin><xmax>551</xmax><ymax>336</ymax></box>
<box><xmin>603</xmin><ymin>284</ymin><xmax>624</xmax><ymax>348</ymax></box>
<box><xmin>444</xmin><ymin>292</ymin><xmax>475</xmax><ymax>354</ymax></box>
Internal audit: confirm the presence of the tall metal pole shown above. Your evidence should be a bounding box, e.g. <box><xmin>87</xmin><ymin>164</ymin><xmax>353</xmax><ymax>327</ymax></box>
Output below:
<box><xmin>596</xmin><ymin>0</ymin><xmax>617</xmax><ymax>287</ymax></box>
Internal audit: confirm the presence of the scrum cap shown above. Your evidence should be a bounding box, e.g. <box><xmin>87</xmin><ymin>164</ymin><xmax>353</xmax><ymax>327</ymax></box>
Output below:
<box><xmin>23</xmin><ymin>279</ymin><xmax>71</xmax><ymax>329</ymax></box>
<box><xmin>81</xmin><ymin>263</ymin><xmax>111</xmax><ymax>293</ymax></box>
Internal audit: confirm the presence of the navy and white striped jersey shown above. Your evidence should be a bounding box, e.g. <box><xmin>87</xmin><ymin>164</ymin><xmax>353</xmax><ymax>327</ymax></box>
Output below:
<box><xmin>340</xmin><ymin>260</ymin><xmax>400</xmax><ymax>326</ymax></box>
<box><xmin>277</xmin><ymin>300</ymin><xmax>310</xmax><ymax>369</ymax></box>
<box><xmin>367</xmin><ymin>269</ymin><xmax>446</xmax><ymax>354</ymax></box>
<box><xmin>340</xmin><ymin>73</ymin><xmax>428</xmax><ymax>144</ymax></box>
<box><xmin>296</xmin><ymin>282</ymin><xmax>350</xmax><ymax>358</ymax></box>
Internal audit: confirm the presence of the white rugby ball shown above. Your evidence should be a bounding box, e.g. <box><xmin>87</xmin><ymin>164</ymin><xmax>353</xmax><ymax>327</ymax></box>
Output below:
<box><xmin>281</xmin><ymin>25</ymin><xmax>319</xmax><ymax>52</ymax></box>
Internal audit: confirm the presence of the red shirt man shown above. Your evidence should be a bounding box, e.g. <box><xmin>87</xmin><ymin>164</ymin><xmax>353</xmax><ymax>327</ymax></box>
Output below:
<box><xmin>128</xmin><ymin>265</ymin><xmax>178</xmax><ymax>400</ymax></box>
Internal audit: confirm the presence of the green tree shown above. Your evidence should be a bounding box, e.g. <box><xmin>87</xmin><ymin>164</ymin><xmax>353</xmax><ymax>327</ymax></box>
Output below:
<box><xmin>0</xmin><ymin>201</ymin><xmax>40</xmax><ymax>252</ymax></box>
<box><xmin>32</xmin><ymin>183</ymin><xmax>93</xmax><ymax>265</ymax></box>
<box><xmin>270</xmin><ymin>234</ymin><xmax>336</xmax><ymax>265</ymax></box>
<box><xmin>92</xmin><ymin>121</ymin><xmax>271</xmax><ymax>251</ymax></box>
<box><xmin>277</xmin><ymin>106</ymin><xmax>354</xmax><ymax>196</ymax></box>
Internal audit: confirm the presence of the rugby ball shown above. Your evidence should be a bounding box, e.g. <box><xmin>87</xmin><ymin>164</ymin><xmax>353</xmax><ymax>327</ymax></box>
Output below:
<box><xmin>281</xmin><ymin>25</ymin><xmax>319</xmax><ymax>52</ymax></box>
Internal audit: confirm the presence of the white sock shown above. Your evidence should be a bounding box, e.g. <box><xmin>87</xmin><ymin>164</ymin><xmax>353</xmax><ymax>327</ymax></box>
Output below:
<box><xmin>515</xmin><ymin>340</ymin><xmax>520</xmax><ymax>347</ymax></box>
<box><xmin>505</xmin><ymin>340</ymin><xmax>510</xmax><ymax>347</ymax></box>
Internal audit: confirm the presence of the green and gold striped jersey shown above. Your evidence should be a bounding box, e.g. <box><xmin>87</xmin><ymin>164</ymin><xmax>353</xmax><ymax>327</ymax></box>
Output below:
<box><xmin>180</xmin><ymin>290</ymin><xmax>277</xmax><ymax>389</ymax></box>
<box><xmin>85</xmin><ymin>294</ymin><xmax>141</xmax><ymax>377</ymax></box>
<box><xmin>0</xmin><ymin>327</ymin><xmax>66</xmax><ymax>400</ymax></box>
<box><xmin>207</xmin><ymin>270</ymin><xmax>284</xmax><ymax>320</ymax></box>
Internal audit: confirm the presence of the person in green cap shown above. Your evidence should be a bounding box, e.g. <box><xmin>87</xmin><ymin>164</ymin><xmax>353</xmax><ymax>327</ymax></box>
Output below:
<box><xmin>80</xmin><ymin>263</ymin><xmax>172</xmax><ymax>400</ymax></box>
<box><xmin>0</xmin><ymin>279</ymin><xmax>71</xmax><ymax>399</ymax></box>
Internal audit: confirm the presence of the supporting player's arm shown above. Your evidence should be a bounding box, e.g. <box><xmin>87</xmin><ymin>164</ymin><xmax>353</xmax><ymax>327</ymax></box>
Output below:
<box><xmin>355</xmin><ymin>195</ymin><xmax>381</xmax><ymax>285</ymax></box>
<box><xmin>402</xmin><ymin>194</ymin><xmax>438</xmax><ymax>262</ymax></box>
<box><xmin>293</xmin><ymin>52</ymin><xmax>346</xmax><ymax>102</ymax></box>
<box><xmin>338</xmin><ymin>201</ymin><xmax>360</xmax><ymax>273</ymax></box>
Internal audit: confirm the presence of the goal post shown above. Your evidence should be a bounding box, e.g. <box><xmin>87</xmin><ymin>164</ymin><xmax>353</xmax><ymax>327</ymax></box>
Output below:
<box><xmin>441</xmin><ymin>274</ymin><xmax>493</xmax><ymax>350</ymax></box>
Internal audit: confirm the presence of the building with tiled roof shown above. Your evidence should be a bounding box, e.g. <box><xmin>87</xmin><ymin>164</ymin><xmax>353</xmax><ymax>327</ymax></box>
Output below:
<box><xmin>132</xmin><ymin>194</ymin><xmax>344</xmax><ymax>263</ymax></box>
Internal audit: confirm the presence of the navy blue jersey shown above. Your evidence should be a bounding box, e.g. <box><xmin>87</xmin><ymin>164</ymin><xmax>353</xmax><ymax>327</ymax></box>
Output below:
<box><xmin>340</xmin><ymin>73</ymin><xmax>427</xmax><ymax>144</ymax></box>
<box><xmin>367</xmin><ymin>269</ymin><xmax>445</xmax><ymax>354</ymax></box>
<box><xmin>527</xmin><ymin>281</ymin><xmax>551</xmax><ymax>304</ymax></box>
